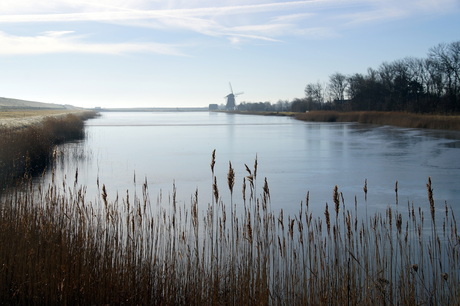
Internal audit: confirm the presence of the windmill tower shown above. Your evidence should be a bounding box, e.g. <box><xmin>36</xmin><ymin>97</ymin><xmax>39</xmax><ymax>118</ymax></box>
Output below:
<box><xmin>225</xmin><ymin>82</ymin><xmax>243</xmax><ymax>110</ymax></box>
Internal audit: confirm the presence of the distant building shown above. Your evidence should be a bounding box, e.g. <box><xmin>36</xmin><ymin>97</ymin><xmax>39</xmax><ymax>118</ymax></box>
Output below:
<box><xmin>209</xmin><ymin>104</ymin><xmax>218</xmax><ymax>110</ymax></box>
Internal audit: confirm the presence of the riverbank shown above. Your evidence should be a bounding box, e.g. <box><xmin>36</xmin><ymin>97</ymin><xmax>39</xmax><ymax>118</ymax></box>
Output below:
<box><xmin>295</xmin><ymin>111</ymin><xmax>460</xmax><ymax>130</ymax></box>
<box><xmin>0</xmin><ymin>109</ymin><xmax>93</xmax><ymax>129</ymax></box>
<box><xmin>218</xmin><ymin>110</ymin><xmax>460</xmax><ymax>130</ymax></box>
<box><xmin>0</xmin><ymin>110</ymin><xmax>98</xmax><ymax>187</ymax></box>
<box><xmin>213</xmin><ymin>110</ymin><xmax>296</xmax><ymax>117</ymax></box>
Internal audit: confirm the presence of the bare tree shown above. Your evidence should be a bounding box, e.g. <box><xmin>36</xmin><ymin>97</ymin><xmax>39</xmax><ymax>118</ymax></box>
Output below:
<box><xmin>328</xmin><ymin>72</ymin><xmax>348</xmax><ymax>101</ymax></box>
<box><xmin>275</xmin><ymin>99</ymin><xmax>290</xmax><ymax>111</ymax></box>
<box><xmin>305</xmin><ymin>82</ymin><xmax>324</xmax><ymax>103</ymax></box>
<box><xmin>429</xmin><ymin>42</ymin><xmax>460</xmax><ymax>96</ymax></box>
<box><xmin>294</xmin><ymin>40</ymin><xmax>460</xmax><ymax>113</ymax></box>
<box><xmin>428</xmin><ymin>41</ymin><xmax>460</xmax><ymax>111</ymax></box>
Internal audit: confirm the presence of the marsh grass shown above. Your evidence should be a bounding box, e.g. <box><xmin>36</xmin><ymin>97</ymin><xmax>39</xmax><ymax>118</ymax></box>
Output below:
<box><xmin>0</xmin><ymin>111</ymin><xmax>98</xmax><ymax>187</ymax></box>
<box><xmin>296</xmin><ymin>111</ymin><xmax>460</xmax><ymax>130</ymax></box>
<box><xmin>0</xmin><ymin>151</ymin><xmax>459</xmax><ymax>304</ymax></box>
<box><xmin>0</xmin><ymin>110</ymin><xmax>84</xmax><ymax>120</ymax></box>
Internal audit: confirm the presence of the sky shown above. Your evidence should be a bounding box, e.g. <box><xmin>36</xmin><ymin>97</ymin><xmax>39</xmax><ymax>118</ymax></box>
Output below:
<box><xmin>0</xmin><ymin>0</ymin><xmax>459</xmax><ymax>109</ymax></box>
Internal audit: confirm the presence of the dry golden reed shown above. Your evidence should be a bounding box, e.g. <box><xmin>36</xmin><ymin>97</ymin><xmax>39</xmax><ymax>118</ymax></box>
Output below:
<box><xmin>0</xmin><ymin>111</ymin><xmax>97</xmax><ymax>188</ymax></box>
<box><xmin>295</xmin><ymin>111</ymin><xmax>460</xmax><ymax>130</ymax></box>
<box><xmin>0</xmin><ymin>151</ymin><xmax>458</xmax><ymax>305</ymax></box>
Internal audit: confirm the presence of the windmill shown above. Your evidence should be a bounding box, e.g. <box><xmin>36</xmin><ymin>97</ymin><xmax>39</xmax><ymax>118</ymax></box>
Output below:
<box><xmin>225</xmin><ymin>82</ymin><xmax>244</xmax><ymax>110</ymax></box>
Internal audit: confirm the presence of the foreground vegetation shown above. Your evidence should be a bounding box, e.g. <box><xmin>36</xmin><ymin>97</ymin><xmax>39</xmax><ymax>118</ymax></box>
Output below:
<box><xmin>0</xmin><ymin>151</ymin><xmax>458</xmax><ymax>304</ymax></box>
<box><xmin>0</xmin><ymin>111</ymin><xmax>98</xmax><ymax>188</ymax></box>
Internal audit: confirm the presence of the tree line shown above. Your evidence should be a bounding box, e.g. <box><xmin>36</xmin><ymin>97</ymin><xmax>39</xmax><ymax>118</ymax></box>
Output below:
<box><xmin>236</xmin><ymin>41</ymin><xmax>460</xmax><ymax>114</ymax></box>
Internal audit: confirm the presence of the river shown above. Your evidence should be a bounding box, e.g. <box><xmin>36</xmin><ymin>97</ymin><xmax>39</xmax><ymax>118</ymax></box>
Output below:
<box><xmin>41</xmin><ymin>111</ymin><xmax>460</xmax><ymax>219</ymax></box>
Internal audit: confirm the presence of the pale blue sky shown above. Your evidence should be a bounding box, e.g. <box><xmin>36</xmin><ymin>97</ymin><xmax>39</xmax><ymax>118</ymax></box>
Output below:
<box><xmin>0</xmin><ymin>0</ymin><xmax>459</xmax><ymax>108</ymax></box>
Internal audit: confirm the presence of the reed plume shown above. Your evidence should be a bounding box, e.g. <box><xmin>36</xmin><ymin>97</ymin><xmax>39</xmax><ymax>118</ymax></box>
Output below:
<box><xmin>210</xmin><ymin>149</ymin><xmax>216</xmax><ymax>174</ymax></box>
<box><xmin>0</xmin><ymin>151</ymin><xmax>458</xmax><ymax>305</ymax></box>
<box><xmin>227</xmin><ymin>161</ymin><xmax>235</xmax><ymax>195</ymax></box>
<box><xmin>427</xmin><ymin>177</ymin><xmax>435</xmax><ymax>223</ymax></box>
<box><xmin>325</xmin><ymin>203</ymin><xmax>331</xmax><ymax>235</ymax></box>
<box><xmin>363</xmin><ymin>179</ymin><xmax>368</xmax><ymax>201</ymax></box>
<box><xmin>334</xmin><ymin>185</ymin><xmax>340</xmax><ymax>218</ymax></box>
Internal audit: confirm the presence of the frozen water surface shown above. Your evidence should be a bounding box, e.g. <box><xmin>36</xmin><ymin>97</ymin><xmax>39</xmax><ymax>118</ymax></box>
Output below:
<box><xmin>42</xmin><ymin>111</ymin><xmax>460</xmax><ymax>218</ymax></box>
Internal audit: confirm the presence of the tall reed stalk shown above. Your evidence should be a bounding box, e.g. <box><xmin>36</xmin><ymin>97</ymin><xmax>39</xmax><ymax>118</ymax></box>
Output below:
<box><xmin>0</xmin><ymin>111</ymin><xmax>98</xmax><ymax>188</ymax></box>
<box><xmin>0</xmin><ymin>151</ymin><xmax>458</xmax><ymax>304</ymax></box>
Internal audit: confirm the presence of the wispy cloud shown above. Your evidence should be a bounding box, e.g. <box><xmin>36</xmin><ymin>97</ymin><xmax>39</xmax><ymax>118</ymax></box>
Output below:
<box><xmin>340</xmin><ymin>7</ymin><xmax>408</xmax><ymax>26</ymax></box>
<box><xmin>271</xmin><ymin>13</ymin><xmax>316</xmax><ymax>23</ymax></box>
<box><xmin>0</xmin><ymin>0</ymin><xmax>457</xmax><ymax>55</ymax></box>
<box><xmin>338</xmin><ymin>0</ymin><xmax>459</xmax><ymax>26</ymax></box>
<box><xmin>0</xmin><ymin>1</ymin><xmax>327</xmax><ymax>24</ymax></box>
<box><xmin>0</xmin><ymin>31</ymin><xmax>185</xmax><ymax>56</ymax></box>
<box><xmin>1</xmin><ymin>0</ymin><xmax>456</xmax><ymax>24</ymax></box>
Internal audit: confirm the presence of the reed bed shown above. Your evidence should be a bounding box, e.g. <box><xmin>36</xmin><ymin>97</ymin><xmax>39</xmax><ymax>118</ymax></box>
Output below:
<box><xmin>296</xmin><ymin>111</ymin><xmax>460</xmax><ymax>130</ymax></box>
<box><xmin>0</xmin><ymin>109</ymin><xmax>85</xmax><ymax>120</ymax></box>
<box><xmin>0</xmin><ymin>151</ymin><xmax>459</xmax><ymax>305</ymax></box>
<box><xmin>0</xmin><ymin>111</ymin><xmax>98</xmax><ymax>187</ymax></box>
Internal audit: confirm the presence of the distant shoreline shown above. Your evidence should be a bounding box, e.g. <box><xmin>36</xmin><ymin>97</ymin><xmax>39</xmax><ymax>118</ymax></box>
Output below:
<box><xmin>93</xmin><ymin>107</ymin><xmax>208</xmax><ymax>112</ymax></box>
<box><xmin>3</xmin><ymin>95</ymin><xmax>459</xmax><ymax>131</ymax></box>
<box><xmin>218</xmin><ymin>110</ymin><xmax>460</xmax><ymax>131</ymax></box>
<box><xmin>212</xmin><ymin>110</ymin><xmax>295</xmax><ymax>117</ymax></box>
<box><xmin>295</xmin><ymin>111</ymin><xmax>460</xmax><ymax>131</ymax></box>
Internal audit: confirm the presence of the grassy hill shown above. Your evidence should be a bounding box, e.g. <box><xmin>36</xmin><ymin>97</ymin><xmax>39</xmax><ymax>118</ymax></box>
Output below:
<box><xmin>0</xmin><ymin>97</ymin><xmax>79</xmax><ymax>110</ymax></box>
<box><xmin>0</xmin><ymin>97</ymin><xmax>88</xmax><ymax>129</ymax></box>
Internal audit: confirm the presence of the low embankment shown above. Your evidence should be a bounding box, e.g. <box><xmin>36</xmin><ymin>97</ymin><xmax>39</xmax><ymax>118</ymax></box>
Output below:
<box><xmin>295</xmin><ymin>111</ymin><xmax>460</xmax><ymax>130</ymax></box>
<box><xmin>213</xmin><ymin>110</ymin><xmax>296</xmax><ymax>117</ymax></box>
<box><xmin>0</xmin><ymin>110</ymin><xmax>98</xmax><ymax>187</ymax></box>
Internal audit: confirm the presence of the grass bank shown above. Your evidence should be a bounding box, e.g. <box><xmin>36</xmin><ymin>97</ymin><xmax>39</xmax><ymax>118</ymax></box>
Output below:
<box><xmin>1</xmin><ymin>152</ymin><xmax>458</xmax><ymax>304</ymax></box>
<box><xmin>0</xmin><ymin>109</ymin><xmax>93</xmax><ymax>129</ymax></box>
<box><xmin>0</xmin><ymin>111</ymin><xmax>98</xmax><ymax>187</ymax></box>
<box><xmin>295</xmin><ymin>111</ymin><xmax>460</xmax><ymax>130</ymax></box>
<box><xmin>0</xmin><ymin>109</ymin><xmax>84</xmax><ymax>120</ymax></box>
<box><xmin>213</xmin><ymin>110</ymin><xmax>296</xmax><ymax>117</ymax></box>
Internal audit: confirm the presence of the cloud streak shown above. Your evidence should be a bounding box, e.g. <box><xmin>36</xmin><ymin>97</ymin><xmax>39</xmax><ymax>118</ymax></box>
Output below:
<box><xmin>0</xmin><ymin>1</ymin><xmax>331</xmax><ymax>24</ymax></box>
<box><xmin>0</xmin><ymin>0</ymin><xmax>456</xmax><ymax>24</ymax></box>
<box><xmin>0</xmin><ymin>0</ymin><xmax>457</xmax><ymax>56</ymax></box>
<box><xmin>0</xmin><ymin>31</ymin><xmax>185</xmax><ymax>56</ymax></box>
